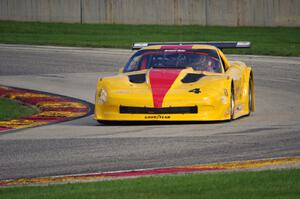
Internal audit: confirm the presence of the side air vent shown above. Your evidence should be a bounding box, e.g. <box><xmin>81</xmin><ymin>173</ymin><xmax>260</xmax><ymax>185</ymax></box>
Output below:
<box><xmin>181</xmin><ymin>73</ymin><xmax>206</xmax><ymax>83</ymax></box>
<box><xmin>128</xmin><ymin>74</ymin><xmax>146</xmax><ymax>83</ymax></box>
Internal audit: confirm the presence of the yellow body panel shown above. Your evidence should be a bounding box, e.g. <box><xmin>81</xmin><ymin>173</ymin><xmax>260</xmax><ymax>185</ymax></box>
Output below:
<box><xmin>94</xmin><ymin>45</ymin><xmax>254</xmax><ymax>122</ymax></box>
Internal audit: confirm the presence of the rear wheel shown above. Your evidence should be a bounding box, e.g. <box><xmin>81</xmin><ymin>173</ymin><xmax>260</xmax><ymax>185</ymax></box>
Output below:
<box><xmin>230</xmin><ymin>84</ymin><xmax>235</xmax><ymax>120</ymax></box>
<box><xmin>248</xmin><ymin>77</ymin><xmax>253</xmax><ymax>115</ymax></box>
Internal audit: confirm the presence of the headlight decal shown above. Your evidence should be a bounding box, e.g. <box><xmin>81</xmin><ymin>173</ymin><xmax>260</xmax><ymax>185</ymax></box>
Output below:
<box><xmin>99</xmin><ymin>89</ymin><xmax>107</xmax><ymax>104</ymax></box>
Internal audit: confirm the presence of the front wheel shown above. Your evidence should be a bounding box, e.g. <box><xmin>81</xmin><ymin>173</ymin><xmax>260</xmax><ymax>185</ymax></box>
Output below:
<box><xmin>97</xmin><ymin>120</ymin><xmax>112</xmax><ymax>125</ymax></box>
<box><xmin>230</xmin><ymin>84</ymin><xmax>235</xmax><ymax>120</ymax></box>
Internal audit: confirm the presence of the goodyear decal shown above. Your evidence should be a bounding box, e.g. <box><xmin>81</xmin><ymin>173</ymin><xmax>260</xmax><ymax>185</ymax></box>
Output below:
<box><xmin>0</xmin><ymin>86</ymin><xmax>92</xmax><ymax>132</ymax></box>
<box><xmin>144</xmin><ymin>115</ymin><xmax>171</xmax><ymax>119</ymax></box>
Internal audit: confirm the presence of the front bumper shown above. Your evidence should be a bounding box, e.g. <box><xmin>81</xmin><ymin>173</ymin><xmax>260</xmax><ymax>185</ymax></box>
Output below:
<box><xmin>94</xmin><ymin>103</ymin><xmax>231</xmax><ymax>121</ymax></box>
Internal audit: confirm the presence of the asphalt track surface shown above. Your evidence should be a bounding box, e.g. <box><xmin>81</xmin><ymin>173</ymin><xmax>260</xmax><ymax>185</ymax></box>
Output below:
<box><xmin>0</xmin><ymin>44</ymin><xmax>299</xmax><ymax>180</ymax></box>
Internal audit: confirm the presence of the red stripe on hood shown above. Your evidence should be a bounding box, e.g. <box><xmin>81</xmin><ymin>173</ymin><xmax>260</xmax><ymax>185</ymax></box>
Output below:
<box><xmin>149</xmin><ymin>69</ymin><xmax>182</xmax><ymax>108</ymax></box>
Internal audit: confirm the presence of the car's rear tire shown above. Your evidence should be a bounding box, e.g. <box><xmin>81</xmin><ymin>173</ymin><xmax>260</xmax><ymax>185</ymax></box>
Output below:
<box><xmin>248</xmin><ymin>77</ymin><xmax>253</xmax><ymax>115</ymax></box>
<box><xmin>230</xmin><ymin>84</ymin><xmax>235</xmax><ymax>120</ymax></box>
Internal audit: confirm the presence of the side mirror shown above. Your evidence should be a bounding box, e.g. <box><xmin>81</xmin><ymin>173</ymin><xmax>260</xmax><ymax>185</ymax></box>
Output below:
<box><xmin>118</xmin><ymin>68</ymin><xmax>123</xmax><ymax>74</ymax></box>
<box><xmin>224</xmin><ymin>63</ymin><xmax>230</xmax><ymax>71</ymax></box>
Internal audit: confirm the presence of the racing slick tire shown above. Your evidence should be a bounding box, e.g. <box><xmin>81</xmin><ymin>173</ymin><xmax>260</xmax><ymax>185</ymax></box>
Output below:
<box><xmin>248</xmin><ymin>77</ymin><xmax>253</xmax><ymax>115</ymax></box>
<box><xmin>230</xmin><ymin>83</ymin><xmax>235</xmax><ymax>120</ymax></box>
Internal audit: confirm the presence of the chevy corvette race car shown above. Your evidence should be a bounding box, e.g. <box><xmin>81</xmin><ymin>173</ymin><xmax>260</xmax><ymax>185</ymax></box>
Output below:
<box><xmin>95</xmin><ymin>42</ymin><xmax>254</xmax><ymax>122</ymax></box>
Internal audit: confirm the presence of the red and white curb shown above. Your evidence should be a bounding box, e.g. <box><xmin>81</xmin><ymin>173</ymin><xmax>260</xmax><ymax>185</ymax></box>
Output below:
<box><xmin>0</xmin><ymin>156</ymin><xmax>299</xmax><ymax>187</ymax></box>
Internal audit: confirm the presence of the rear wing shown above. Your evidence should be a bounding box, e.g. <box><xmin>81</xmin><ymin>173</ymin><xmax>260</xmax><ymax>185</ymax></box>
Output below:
<box><xmin>132</xmin><ymin>41</ymin><xmax>251</xmax><ymax>50</ymax></box>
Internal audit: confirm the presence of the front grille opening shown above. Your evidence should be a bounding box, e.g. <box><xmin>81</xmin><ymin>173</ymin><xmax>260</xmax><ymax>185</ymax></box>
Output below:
<box><xmin>120</xmin><ymin>106</ymin><xmax>198</xmax><ymax>114</ymax></box>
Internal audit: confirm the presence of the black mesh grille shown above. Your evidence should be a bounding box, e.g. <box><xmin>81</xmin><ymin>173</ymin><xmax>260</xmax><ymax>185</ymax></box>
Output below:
<box><xmin>120</xmin><ymin>106</ymin><xmax>198</xmax><ymax>114</ymax></box>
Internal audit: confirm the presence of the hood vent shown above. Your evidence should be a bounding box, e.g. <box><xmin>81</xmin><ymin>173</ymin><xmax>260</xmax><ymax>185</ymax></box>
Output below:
<box><xmin>128</xmin><ymin>74</ymin><xmax>146</xmax><ymax>83</ymax></box>
<box><xmin>181</xmin><ymin>73</ymin><xmax>206</xmax><ymax>83</ymax></box>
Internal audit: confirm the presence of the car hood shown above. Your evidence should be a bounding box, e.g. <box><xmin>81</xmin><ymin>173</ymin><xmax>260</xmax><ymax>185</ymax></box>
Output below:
<box><xmin>101</xmin><ymin>68</ymin><xmax>228</xmax><ymax>108</ymax></box>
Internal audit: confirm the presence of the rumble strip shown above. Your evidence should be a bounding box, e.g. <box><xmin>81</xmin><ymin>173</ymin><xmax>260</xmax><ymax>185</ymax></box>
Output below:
<box><xmin>0</xmin><ymin>86</ymin><xmax>93</xmax><ymax>132</ymax></box>
<box><xmin>0</xmin><ymin>156</ymin><xmax>299</xmax><ymax>187</ymax></box>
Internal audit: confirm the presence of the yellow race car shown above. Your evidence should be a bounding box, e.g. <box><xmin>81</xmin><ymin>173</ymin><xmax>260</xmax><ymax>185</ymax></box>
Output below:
<box><xmin>95</xmin><ymin>42</ymin><xmax>254</xmax><ymax>122</ymax></box>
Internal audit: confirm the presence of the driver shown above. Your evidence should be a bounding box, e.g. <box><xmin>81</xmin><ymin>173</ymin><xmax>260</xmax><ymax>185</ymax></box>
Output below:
<box><xmin>193</xmin><ymin>55</ymin><xmax>214</xmax><ymax>72</ymax></box>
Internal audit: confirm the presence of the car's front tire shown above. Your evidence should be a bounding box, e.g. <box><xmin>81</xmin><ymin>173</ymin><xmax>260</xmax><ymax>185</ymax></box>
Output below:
<box><xmin>230</xmin><ymin>84</ymin><xmax>235</xmax><ymax>120</ymax></box>
<box><xmin>97</xmin><ymin>120</ymin><xmax>112</xmax><ymax>125</ymax></box>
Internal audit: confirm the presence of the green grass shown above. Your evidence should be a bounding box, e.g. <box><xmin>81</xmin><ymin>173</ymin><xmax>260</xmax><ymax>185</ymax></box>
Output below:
<box><xmin>0</xmin><ymin>97</ymin><xmax>39</xmax><ymax>120</ymax></box>
<box><xmin>0</xmin><ymin>21</ymin><xmax>299</xmax><ymax>56</ymax></box>
<box><xmin>1</xmin><ymin>169</ymin><xmax>299</xmax><ymax>199</ymax></box>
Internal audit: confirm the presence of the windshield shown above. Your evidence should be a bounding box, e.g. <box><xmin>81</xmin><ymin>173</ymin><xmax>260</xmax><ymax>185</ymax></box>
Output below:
<box><xmin>124</xmin><ymin>49</ymin><xmax>223</xmax><ymax>73</ymax></box>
